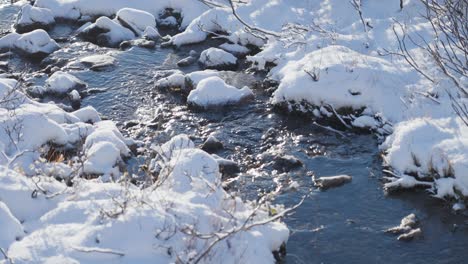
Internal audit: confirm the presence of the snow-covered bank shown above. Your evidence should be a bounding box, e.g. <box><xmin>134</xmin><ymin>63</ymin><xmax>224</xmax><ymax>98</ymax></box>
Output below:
<box><xmin>243</xmin><ymin>0</ymin><xmax>468</xmax><ymax>203</ymax></box>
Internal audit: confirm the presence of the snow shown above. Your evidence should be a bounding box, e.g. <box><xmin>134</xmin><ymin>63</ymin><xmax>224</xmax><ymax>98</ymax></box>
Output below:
<box><xmin>15</xmin><ymin>4</ymin><xmax>55</xmax><ymax>32</ymax></box>
<box><xmin>45</xmin><ymin>71</ymin><xmax>86</xmax><ymax>94</ymax></box>
<box><xmin>71</xmin><ymin>106</ymin><xmax>101</xmax><ymax>123</ymax></box>
<box><xmin>199</xmin><ymin>48</ymin><xmax>237</xmax><ymax>69</ymax></box>
<box><xmin>381</xmin><ymin>118</ymin><xmax>468</xmax><ymax>196</ymax></box>
<box><xmin>0</xmin><ymin>135</ymin><xmax>289</xmax><ymax>263</ymax></box>
<box><xmin>116</xmin><ymin>8</ymin><xmax>156</xmax><ymax>36</ymax></box>
<box><xmin>187</xmin><ymin>76</ymin><xmax>254</xmax><ymax>108</ymax></box>
<box><xmin>0</xmin><ymin>29</ymin><xmax>59</xmax><ymax>57</ymax></box>
<box><xmin>83</xmin><ymin>141</ymin><xmax>121</xmax><ymax>179</ymax></box>
<box><xmin>219</xmin><ymin>43</ymin><xmax>250</xmax><ymax>55</ymax></box>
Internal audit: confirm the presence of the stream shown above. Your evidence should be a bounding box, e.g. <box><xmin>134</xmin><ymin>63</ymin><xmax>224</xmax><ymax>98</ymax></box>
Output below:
<box><xmin>1</xmin><ymin>3</ymin><xmax>468</xmax><ymax>263</ymax></box>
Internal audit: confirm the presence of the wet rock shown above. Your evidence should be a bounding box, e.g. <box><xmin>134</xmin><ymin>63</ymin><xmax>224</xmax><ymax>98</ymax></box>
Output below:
<box><xmin>0</xmin><ymin>61</ymin><xmax>8</xmax><ymax>71</ymax></box>
<box><xmin>119</xmin><ymin>40</ymin><xmax>132</xmax><ymax>50</ymax></box>
<box><xmin>177</xmin><ymin>51</ymin><xmax>198</xmax><ymax>67</ymax></box>
<box><xmin>124</xmin><ymin>120</ymin><xmax>140</xmax><ymax>129</ymax></box>
<box><xmin>397</xmin><ymin>228</ymin><xmax>422</xmax><ymax>241</ymax></box>
<box><xmin>201</xmin><ymin>135</ymin><xmax>223</xmax><ymax>153</ymax></box>
<box><xmin>134</xmin><ymin>39</ymin><xmax>156</xmax><ymax>49</ymax></box>
<box><xmin>80</xmin><ymin>55</ymin><xmax>116</xmax><ymax>71</ymax></box>
<box><xmin>212</xmin><ymin>154</ymin><xmax>240</xmax><ymax>176</ymax></box>
<box><xmin>313</xmin><ymin>174</ymin><xmax>352</xmax><ymax>189</ymax></box>
<box><xmin>273</xmin><ymin>155</ymin><xmax>302</xmax><ymax>172</ymax></box>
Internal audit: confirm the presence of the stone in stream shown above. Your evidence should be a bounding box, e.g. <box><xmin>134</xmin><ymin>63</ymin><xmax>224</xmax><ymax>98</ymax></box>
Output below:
<box><xmin>313</xmin><ymin>174</ymin><xmax>352</xmax><ymax>189</ymax></box>
<box><xmin>201</xmin><ymin>135</ymin><xmax>223</xmax><ymax>153</ymax></box>
<box><xmin>177</xmin><ymin>50</ymin><xmax>199</xmax><ymax>67</ymax></box>
<box><xmin>385</xmin><ymin>213</ymin><xmax>419</xmax><ymax>234</ymax></box>
<box><xmin>79</xmin><ymin>55</ymin><xmax>116</xmax><ymax>71</ymax></box>
<box><xmin>397</xmin><ymin>228</ymin><xmax>422</xmax><ymax>241</ymax></box>
<box><xmin>14</xmin><ymin>4</ymin><xmax>56</xmax><ymax>34</ymax></box>
<box><xmin>273</xmin><ymin>155</ymin><xmax>303</xmax><ymax>172</ymax></box>
<box><xmin>212</xmin><ymin>154</ymin><xmax>240</xmax><ymax>176</ymax></box>
<box><xmin>385</xmin><ymin>213</ymin><xmax>422</xmax><ymax>241</ymax></box>
<box><xmin>198</xmin><ymin>48</ymin><xmax>238</xmax><ymax>70</ymax></box>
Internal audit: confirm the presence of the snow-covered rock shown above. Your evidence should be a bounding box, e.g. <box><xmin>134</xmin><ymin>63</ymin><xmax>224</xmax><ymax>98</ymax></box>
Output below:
<box><xmin>78</xmin><ymin>16</ymin><xmax>135</xmax><ymax>47</ymax></box>
<box><xmin>199</xmin><ymin>48</ymin><xmax>238</xmax><ymax>70</ymax></box>
<box><xmin>187</xmin><ymin>76</ymin><xmax>253</xmax><ymax>108</ymax></box>
<box><xmin>0</xmin><ymin>30</ymin><xmax>59</xmax><ymax>59</ymax></box>
<box><xmin>44</xmin><ymin>71</ymin><xmax>86</xmax><ymax>94</ymax></box>
<box><xmin>143</xmin><ymin>26</ymin><xmax>160</xmax><ymax>41</ymax></box>
<box><xmin>116</xmin><ymin>8</ymin><xmax>156</xmax><ymax>36</ymax></box>
<box><xmin>15</xmin><ymin>4</ymin><xmax>55</xmax><ymax>33</ymax></box>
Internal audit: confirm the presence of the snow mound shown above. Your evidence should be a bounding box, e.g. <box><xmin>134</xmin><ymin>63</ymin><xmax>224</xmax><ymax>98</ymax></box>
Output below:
<box><xmin>83</xmin><ymin>141</ymin><xmax>121</xmax><ymax>179</ymax></box>
<box><xmin>271</xmin><ymin>45</ymin><xmax>409</xmax><ymax>121</ymax></box>
<box><xmin>199</xmin><ymin>48</ymin><xmax>237</xmax><ymax>70</ymax></box>
<box><xmin>0</xmin><ymin>29</ymin><xmax>59</xmax><ymax>59</ymax></box>
<box><xmin>116</xmin><ymin>8</ymin><xmax>156</xmax><ymax>36</ymax></box>
<box><xmin>44</xmin><ymin>71</ymin><xmax>86</xmax><ymax>94</ymax></box>
<box><xmin>0</xmin><ymin>135</ymin><xmax>289</xmax><ymax>263</ymax></box>
<box><xmin>15</xmin><ymin>4</ymin><xmax>55</xmax><ymax>33</ymax></box>
<box><xmin>187</xmin><ymin>76</ymin><xmax>253</xmax><ymax>108</ymax></box>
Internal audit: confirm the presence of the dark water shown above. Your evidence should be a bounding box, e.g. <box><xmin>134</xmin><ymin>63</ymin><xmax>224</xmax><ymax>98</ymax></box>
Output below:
<box><xmin>1</xmin><ymin>4</ymin><xmax>467</xmax><ymax>263</ymax></box>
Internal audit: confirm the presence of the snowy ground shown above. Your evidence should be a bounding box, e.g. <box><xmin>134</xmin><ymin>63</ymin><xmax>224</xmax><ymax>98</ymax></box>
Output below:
<box><xmin>0</xmin><ymin>0</ymin><xmax>467</xmax><ymax>263</ymax></box>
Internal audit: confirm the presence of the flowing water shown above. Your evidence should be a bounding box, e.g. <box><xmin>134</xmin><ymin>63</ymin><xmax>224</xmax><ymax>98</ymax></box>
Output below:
<box><xmin>1</xmin><ymin>4</ymin><xmax>468</xmax><ymax>263</ymax></box>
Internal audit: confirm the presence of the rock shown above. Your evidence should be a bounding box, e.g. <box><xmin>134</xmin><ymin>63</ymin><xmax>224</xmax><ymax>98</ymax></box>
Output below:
<box><xmin>313</xmin><ymin>174</ymin><xmax>352</xmax><ymax>189</ymax></box>
<box><xmin>44</xmin><ymin>71</ymin><xmax>86</xmax><ymax>95</ymax></box>
<box><xmin>143</xmin><ymin>27</ymin><xmax>161</xmax><ymax>41</ymax></box>
<box><xmin>212</xmin><ymin>154</ymin><xmax>240</xmax><ymax>176</ymax></box>
<box><xmin>119</xmin><ymin>40</ymin><xmax>132</xmax><ymax>50</ymax></box>
<box><xmin>199</xmin><ymin>48</ymin><xmax>238</xmax><ymax>70</ymax></box>
<box><xmin>385</xmin><ymin>213</ymin><xmax>418</xmax><ymax>234</ymax></box>
<box><xmin>177</xmin><ymin>55</ymin><xmax>198</xmax><ymax>67</ymax></box>
<box><xmin>14</xmin><ymin>4</ymin><xmax>55</xmax><ymax>34</ymax></box>
<box><xmin>134</xmin><ymin>39</ymin><xmax>156</xmax><ymax>49</ymax></box>
<box><xmin>0</xmin><ymin>61</ymin><xmax>8</xmax><ymax>71</ymax></box>
<box><xmin>201</xmin><ymin>135</ymin><xmax>223</xmax><ymax>153</ymax></box>
<box><xmin>124</xmin><ymin>120</ymin><xmax>140</xmax><ymax>129</ymax></box>
<box><xmin>273</xmin><ymin>155</ymin><xmax>303</xmax><ymax>172</ymax></box>
<box><xmin>397</xmin><ymin>228</ymin><xmax>422</xmax><ymax>241</ymax></box>
<box><xmin>80</xmin><ymin>55</ymin><xmax>116</xmax><ymax>71</ymax></box>
<box><xmin>116</xmin><ymin>8</ymin><xmax>156</xmax><ymax>36</ymax></box>
<box><xmin>78</xmin><ymin>16</ymin><xmax>135</xmax><ymax>47</ymax></box>
<box><xmin>1</xmin><ymin>30</ymin><xmax>60</xmax><ymax>60</ymax></box>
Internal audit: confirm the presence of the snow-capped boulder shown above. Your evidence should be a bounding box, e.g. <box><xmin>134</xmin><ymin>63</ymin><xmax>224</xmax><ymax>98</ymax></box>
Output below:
<box><xmin>78</xmin><ymin>16</ymin><xmax>135</xmax><ymax>47</ymax></box>
<box><xmin>219</xmin><ymin>43</ymin><xmax>250</xmax><ymax>56</ymax></box>
<box><xmin>79</xmin><ymin>54</ymin><xmax>116</xmax><ymax>71</ymax></box>
<box><xmin>187</xmin><ymin>76</ymin><xmax>253</xmax><ymax>108</ymax></box>
<box><xmin>199</xmin><ymin>48</ymin><xmax>238</xmax><ymax>70</ymax></box>
<box><xmin>44</xmin><ymin>71</ymin><xmax>86</xmax><ymax>95</ymax></box>
<box><xmin>15</xmin><ymin>4</ymin><xmax>55</xmax><ymax>33</ymax></box>
<box><xmin>116</xmin><ymin>8</ymin><xmax>156</xmax><ymax>36</ymax></box>
<box><xmin>0</xmin><ymin>30</ymin><xmax>59</xmax><ymax>59</ymax></box>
